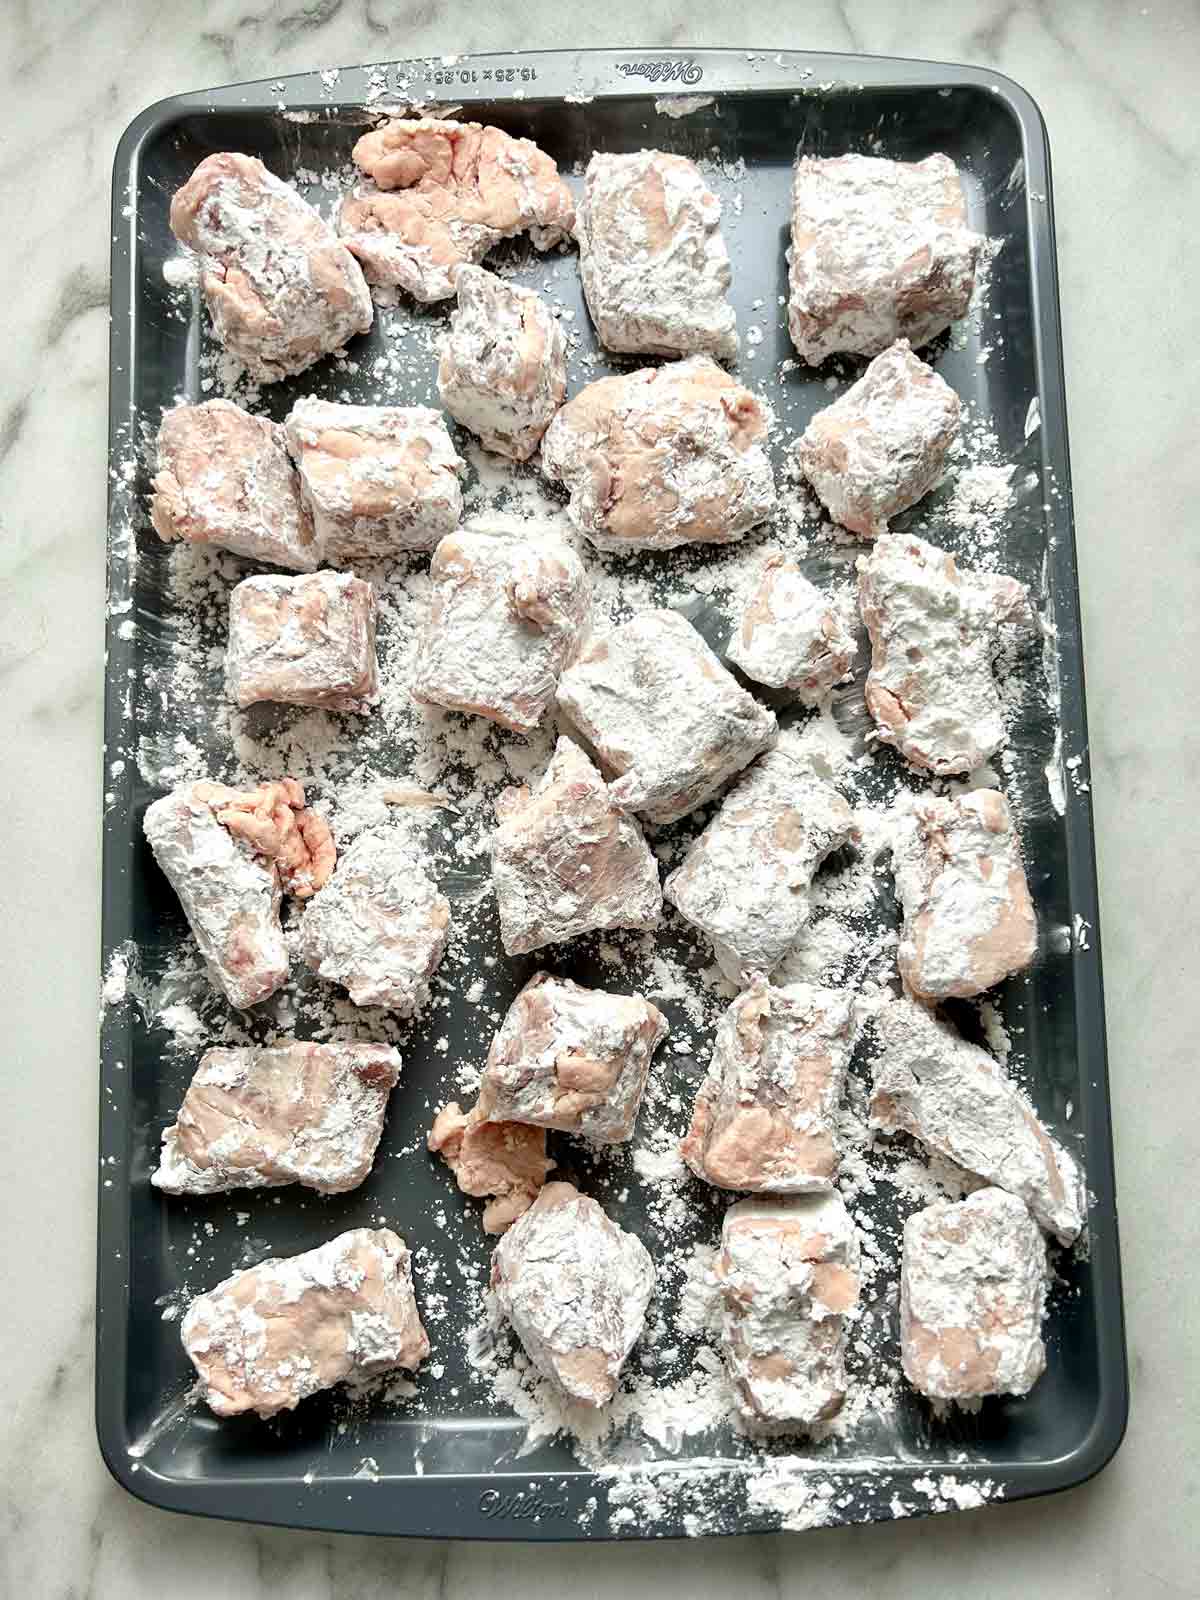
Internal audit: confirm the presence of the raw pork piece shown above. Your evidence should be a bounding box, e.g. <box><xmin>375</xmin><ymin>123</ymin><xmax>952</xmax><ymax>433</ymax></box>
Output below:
<box><xmin>412</xmin><ymin>522</ymin><xmax>590</xmax><ymax>735</ymax></box>
<box><xmin>284</xmin><ymin>399</ymin><xmax>464</xmax><ymax>565</ymax></box>
<box><xmin>149</xmin><ymin>400</ymin><xmax>316</xmax><ymax>571</ymax></box>
<box><xmin>858</xmin><ymin>533</ymin><xmax>1029</xmax><ymax>775</ymax></box>
<box><xmin>717</xmin><ymin>1192</ymin><xmax>861</xmax><ymax>1432</ymax></box>
<box><xmin>144</xmin><ymin>778</ymin><xmax>334</xmax><ymax>1008</ymax></box>
<box><xmin>169</xmin><ymin>152</ymin><xmax>372</xmax><ymax>381</ymax></box>
<box><xmin>490</xmin><ymin>1182</ymin><xmax>654</xmax><ymax>1407</ymax></box>
<box><xmin>153</xmin><ymin>1040</ymin><xmax>401</xmax><ymax>1197</ymax></box>
<box><xmin>795</xmin><ymin>340</ymin><xmax>961</xmax><ymax>537</ymax></box>
<box><xmin>576</xmin><ymin>150</ymin><xmax>738</xmax><ymax>360</ymax></box>
<box><xmin>681</xmin><ymin>979</ymin><xmax>857</xmax><ymax>1193</ymax></box>
<box><xmin>557</xmin><ymin>610</ymin><xmax>777</xmax><ymax>825</ymax></box>
<box><xmin>901</xmin><ymin>1187</ymin><xmax>1048</xmax><ymax>1402</ymax></box>
<box><xmin>491</xmin><ymin>737</ymin><xmax>662</xmax><ymax>956</ymax></box>
<box><xmin>726</xmin><ymin>554</ymin><xmax>856</xmax><ymax>704</ymax></box>
<box><xmin>182</xmin><ymin>1228</ymin><xmax>428</xmax><ymax>1418</ymax></box>
<box><xmin>665</xmin><ymin>745</ymin><xmax>854</xmax><ymax>983</ymax></box>
<box><xmin>428</xmin><ymin>1102</ymin><xmax>554</xmax><ymax>1235</ymax></box>
<box><xmin>300</xmin><ymin>830</ymin><xmax>450</xmax><ymax>1014</ymax></box>
<box><xmin>225</xmin><ymin>570</ymin><xmax>378</xmax><ymax>713</ymax></box>
<box><xmin>479</xmin><ymin>972</ymin><xmax>668</xmax><ymax>1144</ymax></box>
<box><xmin>436</xmin><ymin>265</ymin><xmax>566</xmax><ymax>459</ymax></box>
<box><xmin>340</xmin><ymin>118</ymin><xmax>574</xmax><ymax>302</ymax></box>
<box><xmin>869</xmin><ymin>998</ymin><xmax>1083</xmax><ymax>1244</ymax></box>
<box><xmin>890</xmin><ymin>788</ymin><xmax>1036</xmax><ymax>1000</ymax></box>
<box><xmin>787</xmin><ymin>152</ymin><xmax>983</xmax><ymax>365</ymax></box>
<box><xmin>541</xmin><ymin>358</ymin><xmax>775</xmax><ymax>553</ymax></box>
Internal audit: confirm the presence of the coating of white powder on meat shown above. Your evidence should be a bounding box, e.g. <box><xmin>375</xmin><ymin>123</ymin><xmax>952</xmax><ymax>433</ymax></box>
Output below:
<box><xmin>726</xmin><ymin>554</ymin><xmax>857</xmax><ymax>704</ymax></box>
<box><xmin>576</xmin><ymin>150</ymin><xmax>738</xmax><ymax>360</ymax></box>
<box><xmin>225</xmin><ymin>571</ymin><xmax>379</xmax><ymax>713</ymax></box>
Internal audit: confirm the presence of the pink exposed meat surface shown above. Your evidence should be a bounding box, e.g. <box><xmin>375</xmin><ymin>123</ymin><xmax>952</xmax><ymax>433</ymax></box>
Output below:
<box><xmin>149</xmin><ymin>400</ymin><xmax>316</xmax><ymax>571</ymax></box>
<box><xmin>479</xmin><ymin>972</ymin><xmax>668</xmax><ymax>1144</ymax></box>
<box><xmin>153</xmin><ymin>1040</ymin><xmax>401</xmax><ymax>1197</ymax></box>
<box><xmin>491</xmin><ymin>737</ymin><xmax>662</xmax><ymax>956</ymax></box>
<box><xmin>182</xmin><ymin>1228</ymin><xmax>428</xmax><ymax>1418</ymax></box>
<box><xmin>787</xmin><ymin>152</ymin><xmax>983</xmax><ymax>365</ymax></box>
<box><xmin>340</xmin><ymin>118</ymin><xmax>574</xmax><ymax>303</ymax></box>
<box><xmin>225</xmin><ymin>571</ymin><xmax>379</xmax><ymax>713</ymax></box>
<box><xmin>726</xmin><ymin>555</ymin><xmax>856</xmax><ymax>704</ymax></box>
<box><xmin>428</xmin><ymin>1102</ymin><xmax>554</xmax><ymax>1235</ymax></box>
<box><xmin>540</xmin><ymin>358</ymin><xmax>775</xmax><ymax>553</ymax></box>
<box><xmin>170</xmin><ymin>152</ymin><xmax>372</xmax><ymax>381</ymax></box>
<box><xmin>681</xmin><ymin>980</ymin><xmax>858</xmax><ymax>1194</ymax></box>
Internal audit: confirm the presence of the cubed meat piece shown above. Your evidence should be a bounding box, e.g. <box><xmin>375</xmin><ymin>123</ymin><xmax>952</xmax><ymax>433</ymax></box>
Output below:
<box><xmin>149</xmin><ymin>400</ymin><xmax>316</xmax><ymax>571</ymax></box>
<box><xmin>727</xmin><ymin>555</ymin><xmax>856</xmax><ymax>704</ymax></box>
<box><xmin>858</xmin><ymin>533</ymin><xmax>1029</xmax><ymax>775</ymax></box>
<box><xmin>489</xmin><ymin>1182</ymin><xmax>654</xmax><ymax>1406</ymax></box>
<box><xmin>891</xmin><ymin>789</ymin><xmax>1036</xmax><ymax>1000</ymax></box>
<box><xmin>226</xmin><ymin>571</ymin><xmax>378</xmax><ymax>713</ymax></box>
<box><xmin>795</xmin><ymin>340</ymin><xmax>961</xmax><ymax>537</ymax></box>
<box><xmin>717</xmin><ymin>1192</ymin><xmax>861</xmax><ymax>1432</ymax></box>
<box><xmin>284</xmin><ymin>399</ymin><xmax>464</xmax><ymax>565</ymax></box>
<box><xmin>491</xmin><ymin>737</ymin><xmax>662</xmax><ymax>956</ymax></box>
<box><xmin>787</xmin><ymin>152</ymin><xmax>983</xmax><ymax>365</ymax></box>
<box><xmin>901</xmin><ymin>1188</ymin><xmax>1048</xmax><ymax>1402</ymax></box>
<box><xmin>479</xmin><ymin>972</ymin><xmax>668</xmax><ymax>1144</ymax></box>
<box><xmin>428</xmin><ymin>1102</ymin><xmax>554</xmax><ymax>1235</ymax></box>
<box><xmin>153</xmin><ymin>1040</ymin><xmax>401</xmax><ymax>1197</ymax></box>
<box><xmin>339</xmin><ymin>118</ymin><xmax>574</xmax><ymax>303</ymax></box>
<box><xmin>412</xmin><ymin>522</ymin><xmax>590</xmax><ymax>735</ymax></box>
<box><xmin>143</xmin><ymin>778</ymin><xmax>334</xmax><ymax>1008</ymax></box>
<box><xmin>169</xmin><ymin>152</ymin><xmax>372</xmax><ymax>382</ymax></box>
<box><xmin>557</xmin><ymin>610</ymin><xmax>777</xmax><ymax>825</ymax></box>
<box><xmin>681</xmin><ymin>979</ymin><xmax>857</xmax><ymax>1193</ymax></box>
<box><xmin>436</xmin><ymin>266</ymin><xmax>567</xmax><ymax>460</ymax></box>
<box><xmin>869</xmin><ymin>997</ymin><xmax>1082</xmax><ymax>1243</ymax></box>
<box><xmin>576</xmin><ymin>150</ymin><xmax>738</xmax><ymax>360</ymax></box>
<box><xmin>665</xmin><ymin>745</ymin><xmax>854</xmax><ymax>983</ymax></box>
<box><xmin>541</xmin><ymin>358</ymin><xmax>775</xmax><ymax>553</ymax></box>
<box><xmin>182</xmin><ymin>1228</ymin><xmax>428</xmax><ymax>1418</ymax></box>
<box><xmin>300</xmin><ymin>830</ymin><xmax>450</xmax><ymax>1014</ymax></box>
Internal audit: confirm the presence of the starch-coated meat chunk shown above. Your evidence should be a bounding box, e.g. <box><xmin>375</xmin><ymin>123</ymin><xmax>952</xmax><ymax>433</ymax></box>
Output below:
<box><xmin>428</xmin><ymin>1102</ymin><xmax>554</xmax><ymax>1236</ymax></box>
<box><xmin>727</xmin><ymin>555</ymin><xmax>856</xmax><ymax>704</ymax></box>
<box><xmin>225</xmin><ymin>570</ymin><xmax>378</xmax><ymax>713</ymax></box>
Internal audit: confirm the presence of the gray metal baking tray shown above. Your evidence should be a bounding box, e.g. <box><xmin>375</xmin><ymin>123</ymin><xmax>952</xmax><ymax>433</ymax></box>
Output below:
<box><xmin>99</xmin><ymin>45</ymin><xmax>1126</xmax><ymax>1539</ymax></box>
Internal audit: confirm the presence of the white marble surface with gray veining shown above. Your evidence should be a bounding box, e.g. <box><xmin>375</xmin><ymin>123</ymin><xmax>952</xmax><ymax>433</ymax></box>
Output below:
<box><xmin>2</xmin><ymin>2</ymin><xmax>1198</xmax><ymax>1595</ymax></box>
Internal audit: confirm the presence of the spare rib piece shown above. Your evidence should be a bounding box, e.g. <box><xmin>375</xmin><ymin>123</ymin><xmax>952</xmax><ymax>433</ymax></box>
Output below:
<box><xmin>340</xmin><ymin>118</ymin><xmax>575</xmax><ymax>303</ymax></box>
<box><xmin>869</xmin><ymin>998</ymin><xmax>1082</xmax><ymax>1243</ymax></box>
<box><xmin>576</xmin><ymin>150</ymin><xmax>738</xmax><ymax>360</ymax></box>
<box><xmin>541</xmin><ymin>359</ymin><xmax>775</xmax><ymax>553</ymax></box>
<box><xmin>858</xmin><ymin>533</ymin><xmax>1029</xmax><ymax>775</ymax></box>
<box><xmin>169</xmin><ymin>152</ymin><xmax>372</xmax><ymax>382</ymax></box>
<box><xmin>182</xmin><ymin>1228</ymin><xmax>428</xmax><ymax>1418</ymax></box>
<box><xmin>283</xmin><ymin>399</ymin><xmax>464</xmax><ymax>566</ymax></box>
<box><xmin>226</xmin><ymin>570</ymin><xmax>378</xmax><ymax>713</ymax></box>
<box><xmin>727</xmin><ymin>555</ymin><xmax>856</xmax><ymax>704</ymax></box>
<box><xmin>300</xmin><ymin>830</ymin><xmax>450</xmax><ymax>1014</ymax></box>
<box><xmin>428</xmin><ymin>1102</ymin><xmax>554</xmax><ymax>1235</ymax></box>
<box><xmin>795</xmin><ymin>340</ymin><xmax>961</xmax><ymax>537</ymax></box>
<box><xmin>144</xmin><ymin>778</ymin><xmax>334</xmax><ymax>1008</ymax></box>
<box><xmin>479</xmin><ymin>972</ymin><xmax>668</xmax><ymax>1144</ymax></box>
<box><xmin>665</xmin><ymin>745</ymin><xmax>854</xmax><ymax>983</ymax></box>
<box><xmin>491</xmin><ymin>737</ymin><xmax>662</xmax><ymax>956</ymax></box>
<box><xmin>490</xmin><ymin>1182</ymin><xmax>654</xmax><ymax>1406</ymax></box>
<box><xmin>901</xmin><ymin>1187</ymin><xmax>1048</xmax><ymax>1402</ymax></box>
<box><xmin>557</xmin><ymin>610</ymin><xmax>777</xmax><ymax>825</ymax></box>
<box><xmin>150</xmin><ymin>400</ymin><xmax>316</xmax><ymax>571</ymax></box>
<box><xmin>437</xmin><ymin>266</ymin><xmax>567</xmax><ymax>459</ymax></box>
<box><xmin>891</xmin><ymin>788</ymin><xmax>1036</xmax><ymax>1000</ymax></box>
<box><xmin>412</xmin><ymin>522</ymin><xmax>590</xmax><ymax>735</ymax></box>
<box><xmin>787</xmin><ymin>152</ymin><xmax>983</xmax><ymax>365</ymax></box>
<box><xmin>681</xmin><ymin>979</ymin><xmax>857</xmax><ymax>1193</ymax></box>
<box><xmin>717</xmin><ymin>1192</ymin><xmax>861</xmax><ymax>1432</ymax></box>
<box><xmin>153</xmin><ymin>1040</ymin><xmax>401</xmax><ymax>1197</ymax></box>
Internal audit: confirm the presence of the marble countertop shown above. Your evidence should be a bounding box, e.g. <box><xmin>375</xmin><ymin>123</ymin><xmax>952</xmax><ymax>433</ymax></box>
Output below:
<box><xmin>3</xmin><ymin>1</ymin><xmax>1198</xmax><ymax>1594</ymax></box>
